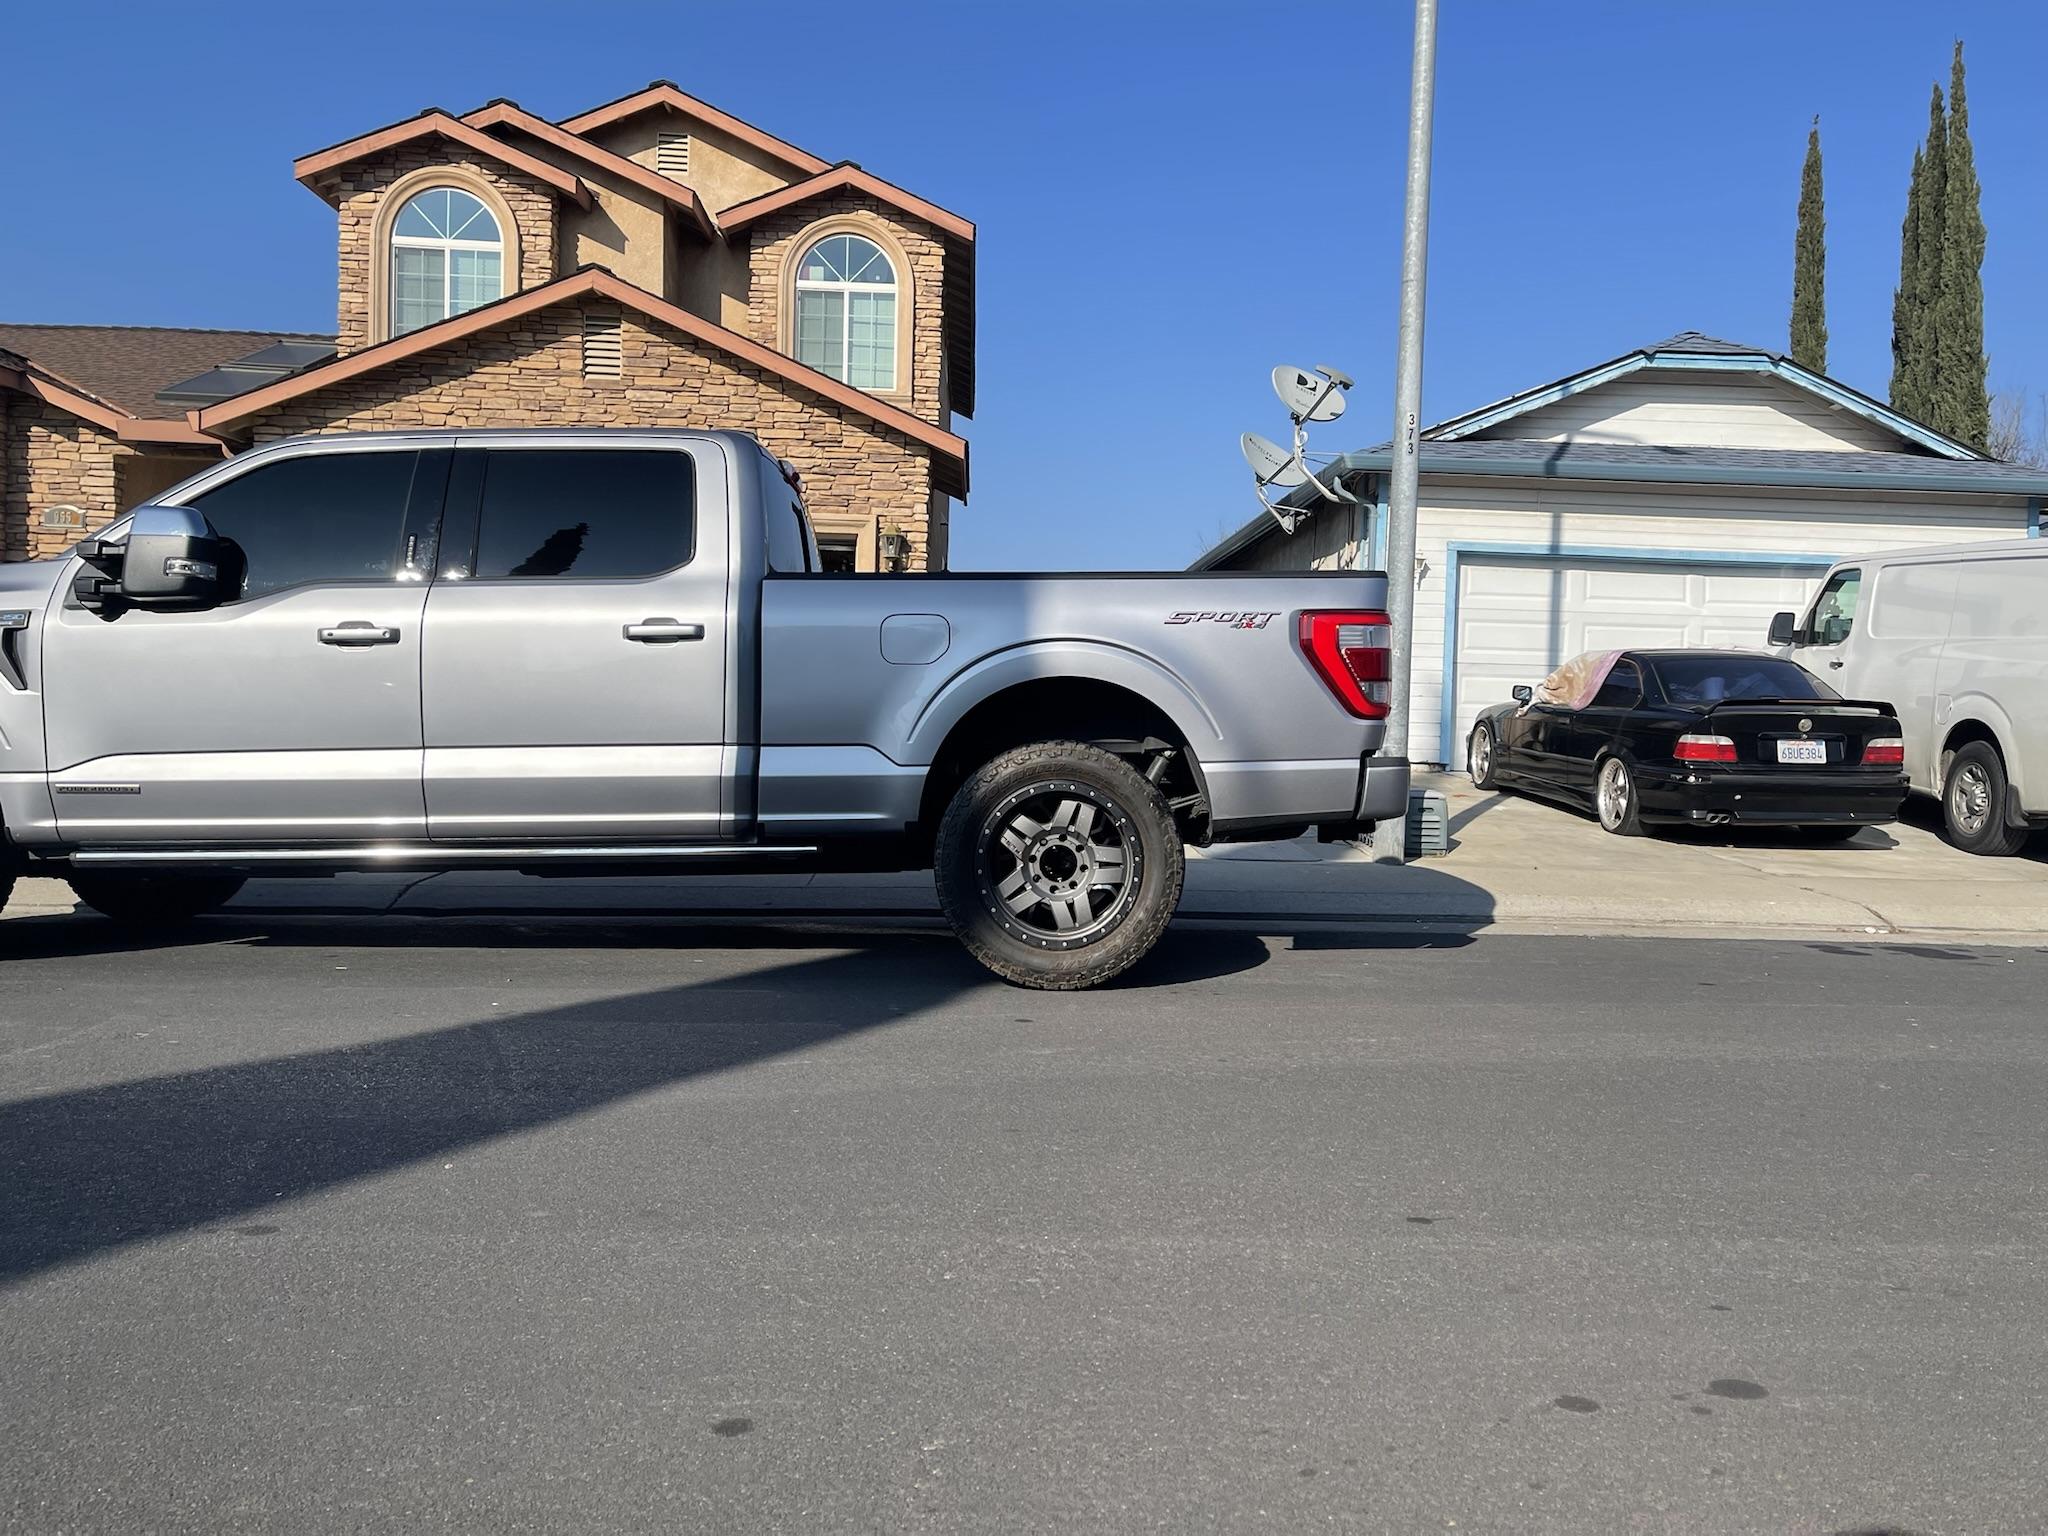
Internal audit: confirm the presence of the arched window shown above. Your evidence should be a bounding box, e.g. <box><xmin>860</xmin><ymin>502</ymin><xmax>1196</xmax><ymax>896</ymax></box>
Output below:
<box><xmin>390</xmin><ymin>188</ymin><xmax>503</xmax><ymax>337</ymax></box>
<box><xmin>794</xmin><ymin>233</ymin><xmax>897</xmax><ymax>390</ymax></box>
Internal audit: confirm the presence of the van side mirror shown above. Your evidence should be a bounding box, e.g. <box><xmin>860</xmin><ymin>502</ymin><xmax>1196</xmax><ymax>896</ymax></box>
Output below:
<box><xmin>1511</xmin><ymin>684</ymin><xmax>1534</xmax><ymax>704</ymax></box>
<box><xmin>1767</xmin><ymin>610</ymin><xmax>1798</xmax><ymax>647</ymax></box>
<box><xmin>74</xmin><ymin>506</ymin><xmax>228</xmax><ymax>615</ymax></box>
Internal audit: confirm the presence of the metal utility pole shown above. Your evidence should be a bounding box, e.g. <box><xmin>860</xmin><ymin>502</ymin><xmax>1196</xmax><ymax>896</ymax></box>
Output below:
<box><xmin>1371</xmin><ymin>0</ymin><xmax>1439</xmax><ymax>865</ymax></box>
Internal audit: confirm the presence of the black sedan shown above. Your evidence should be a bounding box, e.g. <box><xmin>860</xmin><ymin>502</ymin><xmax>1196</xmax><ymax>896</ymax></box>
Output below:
<box><xmin>1466</xmin><ymin>650</ymin><xmax>1909</xmax><ymax>837</ymax></box>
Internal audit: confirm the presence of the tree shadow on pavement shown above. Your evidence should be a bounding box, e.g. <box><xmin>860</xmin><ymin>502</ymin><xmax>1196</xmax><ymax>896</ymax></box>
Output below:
<box><xmin>0</xmin><ymin>928</ymin><xmax>1282</xmax><ymax>1286</ymax></box>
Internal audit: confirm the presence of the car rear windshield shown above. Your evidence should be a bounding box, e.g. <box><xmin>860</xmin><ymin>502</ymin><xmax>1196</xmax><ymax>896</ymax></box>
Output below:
<box><xmin>1652</xmin><ymin>656</ymin><xmax>1838</xmax><ymax>705</ymax></box>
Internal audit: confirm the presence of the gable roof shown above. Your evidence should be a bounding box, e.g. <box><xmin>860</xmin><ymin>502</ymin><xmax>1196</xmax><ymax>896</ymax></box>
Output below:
<box><xmin>191</xmin><ymin>267</ymin><xmax>967</xmax><ymax>498</ymax></box>
<box><xmin>0</xmin><ymin>323</ymin><xmax>331</xmax><ymax>420</ymax></box>
<box><xmin>558</xmin><ymin>81</ymin><xmax>830</xmax><ymax>178</ymax></box>
<box><xmin>1424</xmin><ymin>332</ymin><xmax>1984</xmax><ymax>461</ymax></box>
<box><xmin>294</xmin><ymin>110</ymin><xmax>594</xmax><ymax>208</ymax></box>
<box><xmin>459</xmin><ymin>99</ymin><xmax>718</xmax><ymax>240</ymax></box>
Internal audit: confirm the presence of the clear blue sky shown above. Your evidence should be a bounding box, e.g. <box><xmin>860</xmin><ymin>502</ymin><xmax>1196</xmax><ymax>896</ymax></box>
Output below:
<box><xmin>5</xmin><ymin>1</ymin><xmax>2042</xmax><ymax>568</ymax></box>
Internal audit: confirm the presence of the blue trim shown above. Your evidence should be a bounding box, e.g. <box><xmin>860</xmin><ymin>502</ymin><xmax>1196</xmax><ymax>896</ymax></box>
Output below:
<box><xmin>1431</xmin><ymin>349</ymin><xmax>1979</xmax><ymax>462</ymax></box>
<box><xmin>2030</xmin><ymin>496</ymin><xmax>2042</xmax><ymax>538</ymax></box>
<box><xmin>1436</xmin><ymin>541</ymin><xmax>1840</xmax><ymax>766</ymax></box>
<box><xmin>1371</xmin><ymin>478</ymin><xmax>1389</xmax><ymax>570</ymax></box>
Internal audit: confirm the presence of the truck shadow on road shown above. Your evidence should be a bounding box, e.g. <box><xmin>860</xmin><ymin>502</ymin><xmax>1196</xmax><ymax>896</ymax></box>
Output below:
<box><xmin>0</xmin><ymin>920</ymin><xmax>1472</xmax><ymax>1286</ymax></box>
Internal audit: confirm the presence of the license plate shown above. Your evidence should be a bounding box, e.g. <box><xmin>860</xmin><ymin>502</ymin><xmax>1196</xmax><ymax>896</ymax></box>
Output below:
<box><xmin>1777</xmin><ymin>739</ymin><xmax>1827</xmax><ymax>765</ymax></box>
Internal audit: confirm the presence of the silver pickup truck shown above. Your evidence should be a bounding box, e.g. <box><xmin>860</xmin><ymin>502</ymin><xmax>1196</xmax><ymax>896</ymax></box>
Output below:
<box><xmin>0</xmin><ymin>428</ymin><xmax>1406</xmax><ymax>987</ymax></box>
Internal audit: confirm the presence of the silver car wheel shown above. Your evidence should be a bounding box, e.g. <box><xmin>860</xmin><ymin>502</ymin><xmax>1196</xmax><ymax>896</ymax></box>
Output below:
<box><xmin>1596</xmin><ymin>758</ymin><xmax>1631</xmax><ymax>831</ymax></box>
<box><xmin>1470</xmin><ymin>729</ymin><xmax>1492</xmax><ymax>786</ymax></box>
<box><xmin>976</xmin><ymin>780</ymin><xmax>1141</xmax><ymax>949</ymax></box>
<box><xmin>1950</xmin><ymin>761</ymin><xmax>1993</xmax><ymax>837</ymax></box>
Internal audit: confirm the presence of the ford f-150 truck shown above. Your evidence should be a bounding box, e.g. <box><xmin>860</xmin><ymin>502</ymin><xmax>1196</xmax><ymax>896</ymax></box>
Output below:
<box><xmin>0</xmin><ymin>429</ymin><xmax>1407</xmax><ymax>987</ymax></box>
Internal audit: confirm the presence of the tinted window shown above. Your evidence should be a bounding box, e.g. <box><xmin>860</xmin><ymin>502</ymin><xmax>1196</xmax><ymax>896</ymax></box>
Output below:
<box><xmin>1653</xmin><ymin>656</ymin><xmax>1838</xmax><ymax>704</ymax></box>
<box><xmin>190</xmin><ymin>450</ymin><xmax>419</xmax><ymax>598</ymax></box>
<box><xmin>1588</xmin><ymin>660</ymin><xmax>1642</xmax><ymax>710</ymax></box>
<box><xmin>473</xmin><ymin>450</ymin><xmax>692</xmax><ymax>580</ymax></box>
<box><xmin>1808</xmin><ymin>568</ymin><xmax>1861</xmax><ymax>645</ymax></box>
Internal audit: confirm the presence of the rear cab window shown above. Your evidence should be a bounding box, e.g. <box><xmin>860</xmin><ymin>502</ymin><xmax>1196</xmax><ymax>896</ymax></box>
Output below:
<box><xmin>1587</xmin><ymin>659</ymin><xmax>1643</xmax><ymax>710</ymax></box>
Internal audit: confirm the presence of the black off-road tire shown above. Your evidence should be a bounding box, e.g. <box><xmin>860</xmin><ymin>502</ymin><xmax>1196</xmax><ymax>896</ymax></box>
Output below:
<box><xmin>1468</xmin><ymin>722</ymin><xmax>1501</xmax><ymax>790</ymax></box>
<box><xmin>1943</xmin><ymin>742</ymin><xmax>2029</xmax><ymax>857</ymax></box>
<box><xmin>934</xmin><ymin>740</ymin><xmax>1185</xmax><ymax>990</ymax></box>
<box><xmin>67</xmin><ymin>871</ymin><xmax>248</xmax><ymax>927</ymax></box>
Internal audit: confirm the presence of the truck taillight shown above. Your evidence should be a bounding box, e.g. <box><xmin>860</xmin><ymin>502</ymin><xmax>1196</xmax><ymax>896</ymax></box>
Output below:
<box><xmin>1298</xmin><ymin>610</ymin><xmax>1391</xmax><ymax>719</ymax></box>
<box><xmin>1674</xmin><ymin>733</ymin><xmax>1737</xmax><ymax>764</ymax></box>
<box><xmin>1862</xmin><ymin>737</ymin><xmax>1905</xmax><ymax>766</ymax></box>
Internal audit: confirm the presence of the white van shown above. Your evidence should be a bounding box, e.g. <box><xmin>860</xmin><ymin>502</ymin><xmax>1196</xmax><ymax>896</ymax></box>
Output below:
<box><xmin>1769</xmin><ymin>539</ymin><xmax>2046</xmax><ymax>855</ymax></box>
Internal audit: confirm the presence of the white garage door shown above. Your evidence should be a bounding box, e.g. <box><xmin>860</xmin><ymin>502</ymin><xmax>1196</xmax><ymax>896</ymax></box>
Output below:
<box><xmin>1449</xmin><ymin>556</ymin><xmax>1823</xmax><ymax>758</ymax></box>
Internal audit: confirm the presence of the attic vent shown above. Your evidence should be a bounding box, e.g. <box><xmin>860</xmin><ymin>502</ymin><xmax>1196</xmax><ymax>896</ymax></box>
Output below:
<box><xmin>656</xmin><ymin>132</ymin><xmax>690</xmax><ymax>178</ymax></box>
<box><xmin>582</xmin><ymin>311</ymin><xmax>623</xmax><ymax>378</ymax></box>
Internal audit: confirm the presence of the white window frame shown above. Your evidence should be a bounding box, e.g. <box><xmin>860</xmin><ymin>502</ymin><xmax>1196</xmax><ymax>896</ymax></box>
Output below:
<box><xmin>389</xmin><ymin>188</ymin><xmax>505</xmax><ymax>337</ymax></box>
<box><xmin>793</xmin><ymin>234</ymin><xmax>898</xmax><ymax>392</ymax></box>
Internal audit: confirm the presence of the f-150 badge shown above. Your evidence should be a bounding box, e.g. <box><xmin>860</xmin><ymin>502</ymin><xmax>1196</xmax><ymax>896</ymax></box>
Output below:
<box><xmin>1165</xmin><ymin>610</ymin><xmax>1279</xmax><ymax>630</ymax></box>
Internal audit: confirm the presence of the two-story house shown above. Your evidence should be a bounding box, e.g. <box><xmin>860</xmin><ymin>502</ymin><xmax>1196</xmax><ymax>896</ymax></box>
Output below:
<box><xmin>1</xmin><ymin>82</ymin><xmax>973</xmax><ymax>569</ymax></box>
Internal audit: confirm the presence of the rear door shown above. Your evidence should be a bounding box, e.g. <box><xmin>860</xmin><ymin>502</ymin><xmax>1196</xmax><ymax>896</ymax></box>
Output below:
<box><xmin>420</xmin><ymin>441</ymin><xmax>731</xmax><ymax>842</ymax></box>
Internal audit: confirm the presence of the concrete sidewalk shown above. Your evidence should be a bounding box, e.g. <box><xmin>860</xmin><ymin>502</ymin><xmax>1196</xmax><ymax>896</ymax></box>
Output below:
<box><xmin>6</xmin><ymin>774</ymin><xmax>2045</xmax><ymax>944</ymax></box>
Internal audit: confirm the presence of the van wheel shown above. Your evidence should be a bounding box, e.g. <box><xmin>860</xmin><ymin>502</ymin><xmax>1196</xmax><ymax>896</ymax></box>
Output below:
<box><xmin>67</xmin><ymin>872</ymin><xmax>248</xmax><ymax>926</ymax></box>
<box><xmin>935</xmin><ymin>740</ymin><xmax>1184</xmax><ymax>990</ymax></box>
<box><xmin>1943</xmin><ymin>743</ymin><xmax>2029</xmax><ymax>856</ymax></box>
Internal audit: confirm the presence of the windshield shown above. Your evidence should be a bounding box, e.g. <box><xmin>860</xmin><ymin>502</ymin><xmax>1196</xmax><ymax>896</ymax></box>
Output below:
<box><xmin>1653</xmin><ymin>655</ymin><xmax>1838</xmax><ymax>705</ymax></box>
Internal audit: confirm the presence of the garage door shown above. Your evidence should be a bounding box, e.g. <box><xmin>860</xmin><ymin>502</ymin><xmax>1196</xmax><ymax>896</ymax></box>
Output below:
<box><xmin>1449</xmin><ymin>555</ymin><xmax>1823</xmax><ymax>759</ymax></box>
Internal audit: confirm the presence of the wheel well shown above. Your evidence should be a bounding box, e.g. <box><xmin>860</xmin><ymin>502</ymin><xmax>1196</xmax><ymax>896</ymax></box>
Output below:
<box><xmin>915</xmin><ymin>679</ymin><xmax>1209</xmax><ymax>851</ymax></box>
<box><xmin>1939</xmin><ymin>720</ymin><xmax>2005</xmax><ymax>790</ymax></box>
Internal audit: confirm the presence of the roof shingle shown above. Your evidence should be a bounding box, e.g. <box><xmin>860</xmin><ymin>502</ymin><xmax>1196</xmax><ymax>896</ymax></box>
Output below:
<box><xmin>0</xmin><ymin>324</ymin><xmax>334</xmax><ymax>420</ymax></box>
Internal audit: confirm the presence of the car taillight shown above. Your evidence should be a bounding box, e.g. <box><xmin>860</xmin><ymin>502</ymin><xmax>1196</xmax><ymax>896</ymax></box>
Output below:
<box><xmin>1674</xmin><ymin>733</ymin><xmax>1737</xmax><ymax>764</ymax></box>
<box><xmin>1862</xmin><ymin>737</ymin><xmax>1905</xmax><ymax>766</ymax></box>
<box><xmin>1298</xmin><ymin>610</ymin><xmax>1391</xmax><ymax>719</ymax></box>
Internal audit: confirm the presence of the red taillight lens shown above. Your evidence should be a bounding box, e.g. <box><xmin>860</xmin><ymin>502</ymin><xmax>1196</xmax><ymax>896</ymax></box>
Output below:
<box><xmin>1674</xmin><ymin>732</ymin><xmax>1738</xmax><ymax>764</ymax></box>
<box><xmin>1862</xmin><ymin>737</ymin><xmax>1905</xmax><ymax>766</ymax></box>
<box><xmin>1298</xmin><ymin>610</ymin><xmax>1392</xmax><ymax>719</ymax></box>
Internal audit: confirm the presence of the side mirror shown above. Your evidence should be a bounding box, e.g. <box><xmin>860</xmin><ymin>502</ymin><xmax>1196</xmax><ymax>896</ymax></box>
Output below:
<box><xmin>1767</xmin><ymin>610</ymin><xmax>1798</xmax><ymax>647</ymax></box>
<box><xmin>74</xmin><ymin>505</ymin><xmax>227</xmax><ymax>615</ymax></box>
<box><xmin>1511</xmin><ymin>684</ymin><xmax>1534</xmax><ymax>704</ymax></box>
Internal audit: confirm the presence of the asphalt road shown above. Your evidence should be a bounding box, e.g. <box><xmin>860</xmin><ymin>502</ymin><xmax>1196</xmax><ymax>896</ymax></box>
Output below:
<box><xmin>2</xmin><ymin>912</ymin><xmax>2045</xmax><ymax>1534</ymax></box>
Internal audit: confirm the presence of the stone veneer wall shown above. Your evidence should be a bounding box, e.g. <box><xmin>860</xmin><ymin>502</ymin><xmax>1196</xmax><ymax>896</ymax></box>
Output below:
<box><xmin>744</xmin><ymin>196</ymin><xmax>947</xmax><ymax>425</ymax></box>
<box><xmin>329</xmin><ymin>146</ymin><xmax>558</xmax><ymax>354</ymax></box>
<box><xmin>2</xmin><ymin>397</ymin><xmax>121</xmax><ymax>560</ymax></box>
<box><xmin>244</xmin><ymin>300</ymin><xmax>939</xmax><ymax>569</ymax></box>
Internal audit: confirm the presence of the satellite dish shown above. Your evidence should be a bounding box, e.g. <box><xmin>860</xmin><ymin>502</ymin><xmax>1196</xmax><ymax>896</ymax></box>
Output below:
<box><xmin>1241</xmin><ymin>432</ymin><xmax>1308</xmax><ymax>488</ymax></box>
<box><xmin>1272</xmin><ymin>365</ymin><xmax>1348</xmax><ymax>424</ymax></box>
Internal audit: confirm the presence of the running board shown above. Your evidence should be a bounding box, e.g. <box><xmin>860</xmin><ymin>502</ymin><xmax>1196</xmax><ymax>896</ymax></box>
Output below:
<box><xmin>66</xmin><ymin>843</ymin><xmax>820</xmax><ymax>870</ymax></box>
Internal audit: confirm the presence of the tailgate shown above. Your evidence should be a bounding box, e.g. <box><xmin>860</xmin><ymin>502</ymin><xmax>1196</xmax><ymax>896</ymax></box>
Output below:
<box><xmin>1702</xmin><ymin>699</ymin><xmax>1899</xmax><ymax>768</ymax></box>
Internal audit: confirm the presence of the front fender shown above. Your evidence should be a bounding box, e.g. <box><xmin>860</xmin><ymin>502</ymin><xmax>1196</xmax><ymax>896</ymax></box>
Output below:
<box><xmin>900</xmin><ymin>640</ymin><xmax>1225</xmax><ymax>766</ymax></box>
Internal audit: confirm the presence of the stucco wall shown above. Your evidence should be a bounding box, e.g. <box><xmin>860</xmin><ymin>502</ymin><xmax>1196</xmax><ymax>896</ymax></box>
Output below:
<box><xmin>240</xmin><ymin>298</ymin><xmax>941</xmax><ymax>571</ymax></box>
<box><xmin>588</xmin><ymin>114</ymin><xmax>797</xmax><ymax>214</ymax></box>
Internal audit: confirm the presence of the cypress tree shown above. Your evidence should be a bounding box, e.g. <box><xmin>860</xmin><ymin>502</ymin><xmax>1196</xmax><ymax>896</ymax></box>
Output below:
<box><xmin>1790</xmin><ymin>118</ymin><xmax>1827</xmax><ymax>371</ymax></box>
<box><xmin>1910</xmin><ymin>83</ymin><xmax>1947</xmax><ymax>417</ymax></box>
<box><xmin>1934</xmin><ymin>40</ymin><xmax>1989</xmax><ymax>449</ymax></box>
<box><xmin>1890</xmin><ymin>144</ymin><xmax>1924</xmax><ymax>415</ymax></box>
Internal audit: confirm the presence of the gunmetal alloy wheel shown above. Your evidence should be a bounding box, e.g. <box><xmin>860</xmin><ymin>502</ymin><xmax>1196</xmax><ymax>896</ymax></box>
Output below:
<box><xmin>1596</xmin><ymin>757</ymin><xmax>1643</xmax><ymax>836</ymax></box>
<box><xmin>934</xmin><ymin>740</ymin><xmax>1186</xmax><ymax>990</ymax></box>
<box><xmin>977</xmin><ymin>781</ymin><xmax>1141</xmax><ymax>949</ymax></box>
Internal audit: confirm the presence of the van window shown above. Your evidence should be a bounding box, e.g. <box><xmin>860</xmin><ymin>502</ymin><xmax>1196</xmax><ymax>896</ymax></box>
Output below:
<box><xmin>1807</xmin><ymin>568</ymin><xmax>1861</xmax><ymax>646</ymax></box>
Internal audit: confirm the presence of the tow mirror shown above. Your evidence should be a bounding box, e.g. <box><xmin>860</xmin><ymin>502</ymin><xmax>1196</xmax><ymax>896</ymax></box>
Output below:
<box><xmin>74</xmin><ymin>505</ymin><xmax>228</xmax><ymax>615</ymax></box>
<box><xmin>1511</xmin><ymin>684</ymin><xmax>1534</xmax><ymax>704</ymax></box>
<box><xmin>1767</xmin><ymin>610</ymin><xmax>1798</xmax><ymax>647</ymax></box>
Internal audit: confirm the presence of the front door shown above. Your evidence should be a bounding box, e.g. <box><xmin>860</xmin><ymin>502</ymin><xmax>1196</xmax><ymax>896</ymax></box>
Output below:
<box><xmin>1795</xmin><ymin>566</ymin><xmax>1862</xmax><ymax>688</ymax></box>
<box><xmin>40</xmin><ymin>444</ymin><xmax>443</xmax><ymax>844</ymax></box>
<box><xmin>420</xmin><ymin>442</ymin><xmax>730</xmax><ymax>842</ymax></box>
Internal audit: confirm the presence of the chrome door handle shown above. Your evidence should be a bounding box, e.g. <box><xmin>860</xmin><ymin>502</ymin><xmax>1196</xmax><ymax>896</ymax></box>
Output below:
<box><xmin>623</xmin><ymin>619</ymin><xmax>705</xmax><ymax>643</ymax></box>
<box><xmin>318</xmin><ymin>623</ymin><xmax>401</xmax><ymax>646</ymax></box>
